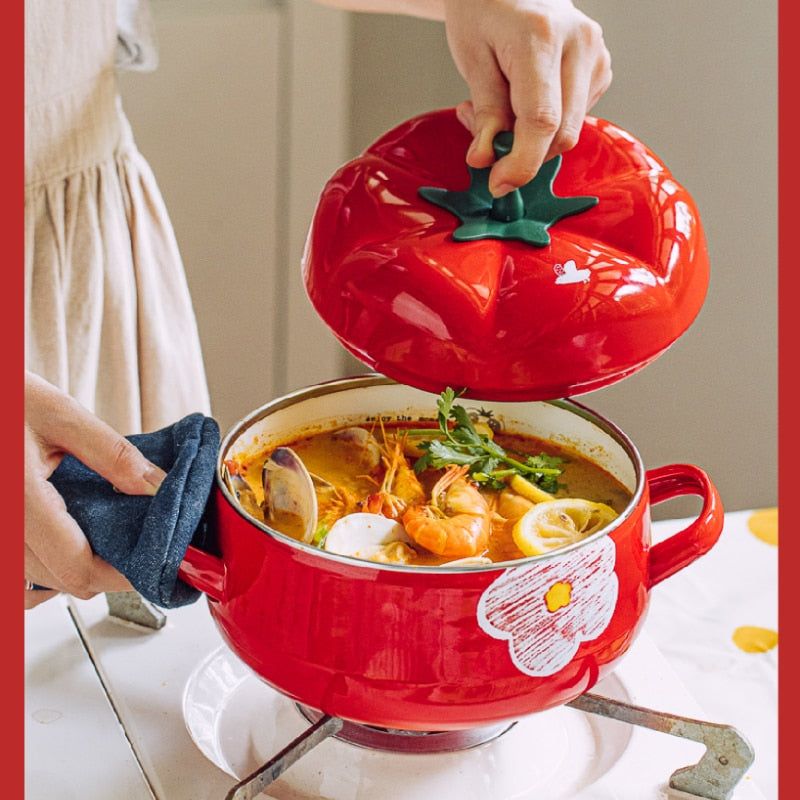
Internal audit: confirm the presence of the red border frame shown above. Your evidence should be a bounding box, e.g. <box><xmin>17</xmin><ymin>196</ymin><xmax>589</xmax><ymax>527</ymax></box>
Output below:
<box><xmin>14</xmin><ymin>2</ymin><xmax>786</xmax><ymax>797</ymax></box>
<box><xmin>12</xmin><ymin>1</ymin><xmax>24</xmax><ymax>796</ymax></box>
<box><xmin>777</xmin><ymin>1</ymin><xmax>792</xmax><ymax>796</ymax></box>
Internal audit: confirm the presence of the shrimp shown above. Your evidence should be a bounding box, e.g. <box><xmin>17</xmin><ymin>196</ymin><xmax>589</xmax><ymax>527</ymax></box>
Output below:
<box><xmin>402</xmin><ymin>465</ymin><xmax>491</xmax><ymax>558</ymax></box>
<box><xmin>317</xmin><ymin>482</ymin><xmax>360</xmax><ymax>530</ymax></box>
<box><xmin>360</xmin><ymin>433</ymin><xmax>426</xmax><ymax>519</ymax></box>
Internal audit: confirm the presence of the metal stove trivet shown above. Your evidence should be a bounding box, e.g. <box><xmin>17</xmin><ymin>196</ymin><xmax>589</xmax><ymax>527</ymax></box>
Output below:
<box><xmin>225</xmin><ymin>694</ymin><xmax>754</xmax><ymax>800</ymax></box>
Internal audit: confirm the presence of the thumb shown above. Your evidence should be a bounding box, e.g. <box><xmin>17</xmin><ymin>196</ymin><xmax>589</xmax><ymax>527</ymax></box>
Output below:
<box><xmin>71</xmin><ymin>432</ymin><xmax>167</xmax><ymax>497</ymax></box>
<box><xmin>25</xmin><ymin>372</ymin><xmax>167</xmax><ymax>496</ymax></box>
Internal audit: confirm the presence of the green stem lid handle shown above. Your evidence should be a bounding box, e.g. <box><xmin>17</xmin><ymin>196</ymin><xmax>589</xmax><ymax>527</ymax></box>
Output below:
<box><xmin>418</xmin><ymin>131</ymin><xmax>599</xmax><ymax>247</ymax></box>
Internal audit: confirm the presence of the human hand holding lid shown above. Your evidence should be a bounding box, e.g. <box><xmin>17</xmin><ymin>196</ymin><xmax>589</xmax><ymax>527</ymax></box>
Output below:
<box><xmin>318</xmin><ymin>0</ymin><xmax>612</xmax><ymax>196</ymax></box>
<box><xmin>302</xmin><ymin>107</ymin><xmax>709</xmax><ymax>400</ymax></box>
<box><xmin>443</xmin><ymin>0</ymin><xmax>612</xmax><ymax>196</ymax></box>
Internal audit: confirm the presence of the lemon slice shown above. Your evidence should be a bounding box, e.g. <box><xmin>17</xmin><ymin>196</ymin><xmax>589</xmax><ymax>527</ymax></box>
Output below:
<box><xmin>512</xmin><ymin>498</ymin><xmax>618</xmax><ymax>556</ymax></box>
<box><xmin>509</xmin><ymin>473</ymin><xmax>554</xmax><ymax>503</ymax></box>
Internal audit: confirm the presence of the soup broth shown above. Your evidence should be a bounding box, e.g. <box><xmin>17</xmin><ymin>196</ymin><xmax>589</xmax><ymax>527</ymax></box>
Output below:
<box><xmin>227</xmin><ymin>418</ymin><xmax>632</xmax><ymax>567</ymax></box>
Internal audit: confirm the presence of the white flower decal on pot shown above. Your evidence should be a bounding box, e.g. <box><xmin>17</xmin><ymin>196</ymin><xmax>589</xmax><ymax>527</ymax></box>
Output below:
<box><xmin>477</xmin><ymin>538</ymin><xmax>618</xmax><ymax>677</ymax></box>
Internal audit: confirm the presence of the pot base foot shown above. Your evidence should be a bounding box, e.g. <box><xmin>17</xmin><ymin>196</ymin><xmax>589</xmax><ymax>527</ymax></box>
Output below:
<box><xmin>295</xmin><ymin>704</ymin><xmax>515</xmax><ymax>753</ymax></box>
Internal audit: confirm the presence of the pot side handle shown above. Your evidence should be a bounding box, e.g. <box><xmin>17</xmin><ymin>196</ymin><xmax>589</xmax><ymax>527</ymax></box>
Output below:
<box><xmin>645</xmin><ymin>463</ymin><xmax>724</xmax><ymax>588</ymax></box>
<box><xmin>178</xmin><ymin>546</ymin><xmax>226</xmax><ymax>603</ymax></box>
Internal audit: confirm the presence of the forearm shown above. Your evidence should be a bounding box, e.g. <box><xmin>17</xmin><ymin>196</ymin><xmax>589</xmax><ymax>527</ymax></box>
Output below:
<box><xmin>311</xmin><ymin>0</ymin><xmax>446</xmax><ymax>22</ymax></box>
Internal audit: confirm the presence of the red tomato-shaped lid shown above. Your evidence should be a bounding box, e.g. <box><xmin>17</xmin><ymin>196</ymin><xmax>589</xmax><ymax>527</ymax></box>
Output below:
<box><xmin>302</xmin><ymin>107</ymin><xmax>709</xmax><ymax>400</ymax></box>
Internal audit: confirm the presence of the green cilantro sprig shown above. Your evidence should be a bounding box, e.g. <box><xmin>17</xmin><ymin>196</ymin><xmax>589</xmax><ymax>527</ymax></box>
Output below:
<box><xmin>406</xmin><ymin>388</ymin><xmax>565</xmax><ymax>492</ymax></box>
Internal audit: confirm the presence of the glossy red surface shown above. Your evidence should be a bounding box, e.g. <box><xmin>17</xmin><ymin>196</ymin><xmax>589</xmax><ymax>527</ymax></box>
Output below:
<box><xmin>303</xmin><ymin>108</ymin><xmax>709</xmax><ymax>400</ymax></box>
<box><xmin>178</xmin><ymin>388</ymin><xmax>723</xmax><ymax>731</ymax></box>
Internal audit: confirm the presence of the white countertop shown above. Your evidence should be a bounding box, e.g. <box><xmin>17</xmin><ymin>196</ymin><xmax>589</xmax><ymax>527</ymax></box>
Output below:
<box><xmin>24</xmin><ymin>509</ymin><xmax>777</xmax><ymax>799</ymax></box>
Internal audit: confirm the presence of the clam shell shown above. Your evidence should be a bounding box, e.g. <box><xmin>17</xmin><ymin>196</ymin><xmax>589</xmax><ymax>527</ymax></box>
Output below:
<box><xmin>323</xmin><ymin>512</ymin><xmax>413</xmax><ymax>561</ymax></box>
<box><xmin>222</xmin><ymin>465</ymin><xmax>264</xmax><ymax>521</ymax></box>
<box><xmin>262</xmin><ymin>447</ymin><xmax>318</xmax><ymax>543</ymax></box>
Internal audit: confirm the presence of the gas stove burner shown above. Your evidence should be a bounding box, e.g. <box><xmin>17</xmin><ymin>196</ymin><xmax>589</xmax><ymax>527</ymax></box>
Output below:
<box><xmin>295</xmin><ymin>703</ymin><xmax>515</xmax><ymax>753</ymax></box>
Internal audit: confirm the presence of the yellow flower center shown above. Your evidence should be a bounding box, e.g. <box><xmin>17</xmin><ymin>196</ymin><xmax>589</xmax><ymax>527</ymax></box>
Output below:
<box><xmin>545</xmin><ymin>581</ymin><xmax>572</xmax><ymax>612</ymax></box>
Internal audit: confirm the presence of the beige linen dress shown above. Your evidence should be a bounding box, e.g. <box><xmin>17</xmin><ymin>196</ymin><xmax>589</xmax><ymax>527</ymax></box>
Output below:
<box><xmin>25</xmin><ymin>0</ymin><xmax>211</xmax><ymax>435</ymax></box>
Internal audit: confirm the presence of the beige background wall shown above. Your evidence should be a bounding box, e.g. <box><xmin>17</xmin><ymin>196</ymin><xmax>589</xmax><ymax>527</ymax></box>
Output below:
<box><xmin>121</xmin><ymin>0</ymin><xmax>777</xmax><ymax>519</ymax></box>
<box><xmin>119</xmin><ymin>0</ymin><xmax>352</xmax><ymax>429</ymax></box>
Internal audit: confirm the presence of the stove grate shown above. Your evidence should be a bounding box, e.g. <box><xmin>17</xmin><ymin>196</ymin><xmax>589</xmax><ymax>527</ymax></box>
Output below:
<box><xmin>224</xmin><ymin>692</ymin><xmax>755</xmax><ymax>800</ymax></box>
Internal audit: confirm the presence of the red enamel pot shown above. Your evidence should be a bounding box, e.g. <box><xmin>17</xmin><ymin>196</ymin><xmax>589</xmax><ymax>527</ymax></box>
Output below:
<box><xmin>177</xmin><ymin>375</ymin><xmax>723</xmax><ymax>731</ymax></box>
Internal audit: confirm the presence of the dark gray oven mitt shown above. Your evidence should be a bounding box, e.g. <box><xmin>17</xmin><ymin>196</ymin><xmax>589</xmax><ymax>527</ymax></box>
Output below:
<box><xmin>48</xmin><ymin>413</ymin><xmax>220</xmax><ymax>608</ymax></box>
